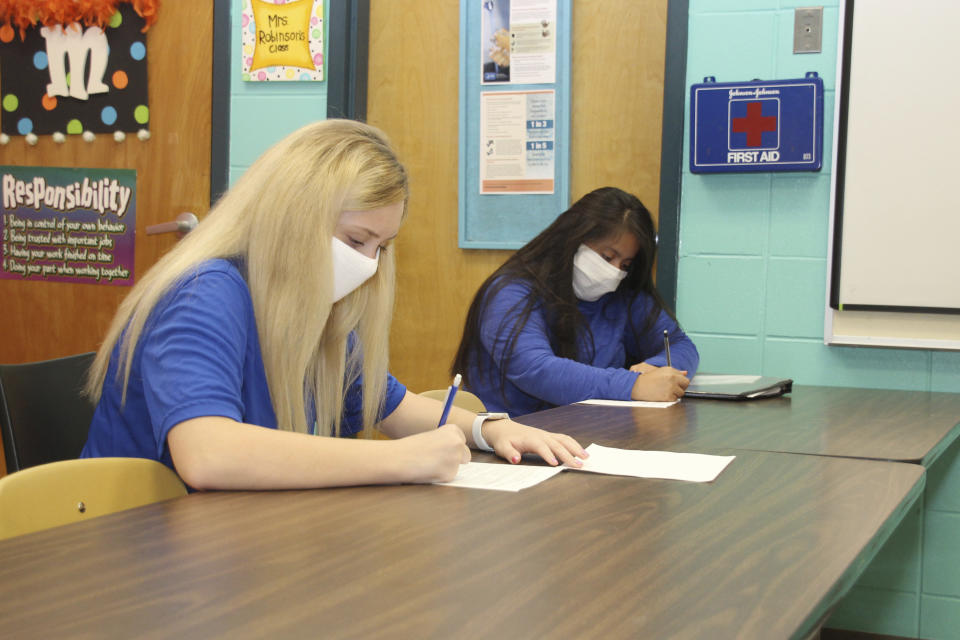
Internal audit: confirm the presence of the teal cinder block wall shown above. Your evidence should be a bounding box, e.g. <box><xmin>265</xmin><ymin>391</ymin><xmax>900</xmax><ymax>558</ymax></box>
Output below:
<box><xmin>837</xmin><ymin>437</ymin><xmax>960</xmax><ymax>640</ymax></box>
<box><xmin>677</xmin><ymin>0</ymin><xmax>960</xmax><ymax>390</ymax></box>
<box><xmin>227</xmin><ymin>0</ymin><xmax>328</xmax><ymax>184</ymax></box>
<box><xmin>678</xmin><ymin>1</ymin><xmax>960</xmax><ymax>638</ymax></box>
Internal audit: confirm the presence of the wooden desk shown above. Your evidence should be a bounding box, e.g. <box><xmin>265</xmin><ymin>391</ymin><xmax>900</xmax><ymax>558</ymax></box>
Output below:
<box><xmin>523</xmin><ymin>386</ymin><xmax>960</xmax><ymax>466</ymax></box>
<box><xmin>521</xmin><ymin>386</ymin><xmax>960</xmax><ymax>639</ymax></box>
<box><xmin>0</xmin><ymin>451</ymin><xmax>922</xmax><ymax>639</ymax></box>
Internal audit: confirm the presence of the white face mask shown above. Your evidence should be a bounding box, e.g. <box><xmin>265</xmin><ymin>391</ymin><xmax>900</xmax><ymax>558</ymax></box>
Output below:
<box><xmin>331</xmin><ymin>237</ymin><xmax>379</xmax><ymax>302</ymax></box>
<box><xmin>571</xmin><ymin>244</ymin><xmax>627</xmax><ymax>301</ymax></box>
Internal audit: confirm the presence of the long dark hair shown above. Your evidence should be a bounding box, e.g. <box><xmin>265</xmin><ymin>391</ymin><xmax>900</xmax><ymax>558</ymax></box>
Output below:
<box><xmin>452</xmin><ymin>187</ymin><xmax>672</xmax><ymax>399</ymax></box>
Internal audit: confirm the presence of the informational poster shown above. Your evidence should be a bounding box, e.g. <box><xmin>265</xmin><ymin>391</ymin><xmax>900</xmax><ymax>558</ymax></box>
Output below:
<box><xmin>480</xmin><ymin>90</ymin><xmax>555</xmax><ymax>194</ymax></box>
<box><xmin>481</xmin><ymin>0</ymin><xmax>556</xmax><ymax>85</ymax></box>
<box><xmin>242</xmin><ymin>0</ymin><xmax>325</xmax><ymax>82</ymax></box>
<box><xmin>0</xmin><ymin>3</ymin><xmax>154</xmax><ymax>136</ymax></box>
<box><xmin>1</xmin><ymin>166</ymin><xmax>136</xmax><ymax>286</ymax></box>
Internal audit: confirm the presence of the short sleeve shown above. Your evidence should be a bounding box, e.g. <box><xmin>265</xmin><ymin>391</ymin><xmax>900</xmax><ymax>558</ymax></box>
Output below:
<box><xmin>141</xmin><ymin>265</ymin><xmax>254</xmax><ymax>457</ymax></box>
<box><xmin>339</xmin><ymin>370</ymin><xmax>407</xmax><ymax>436</ymax></box>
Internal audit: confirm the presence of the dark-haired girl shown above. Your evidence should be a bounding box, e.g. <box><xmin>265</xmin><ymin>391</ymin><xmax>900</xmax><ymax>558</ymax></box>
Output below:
<box><xmin>452</xmin><ymin>187</ymin><xmax>699</xmax><ymax>416</ymax></box>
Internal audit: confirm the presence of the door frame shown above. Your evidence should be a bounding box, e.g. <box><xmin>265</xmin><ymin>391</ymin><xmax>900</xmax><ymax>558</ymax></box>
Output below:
<box><xmin>655</xmin><ymin>0</ymin><xmax>689</xmax><ymax>310</ymax></box>
<box><xmin>209</xmin><ymin>0</ymin><xmax>371</xmax><ymax>204</ymax></box>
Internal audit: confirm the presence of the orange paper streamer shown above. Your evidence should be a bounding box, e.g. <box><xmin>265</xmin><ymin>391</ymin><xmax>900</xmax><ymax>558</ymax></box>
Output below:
<box><xmin>0</xmin><ymin>0</ymin><xmax>161</xmax><ymax>39</ymax></box>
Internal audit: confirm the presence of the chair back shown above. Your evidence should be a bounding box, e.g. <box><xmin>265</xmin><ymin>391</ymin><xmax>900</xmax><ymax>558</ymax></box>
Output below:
<box><xmin>0</xmin><ymin>457</ymin><xmax>187</xmax><ymax>540</ymax></box>
<box><xmin>0</xmin><ymin>352</ymin><xmax>96</xmax><ymax>473</ymax></box>
<box><xmin>419</xmin><ymin>388</ymin><xmax>487</xmax><ymax>413</ymax></box>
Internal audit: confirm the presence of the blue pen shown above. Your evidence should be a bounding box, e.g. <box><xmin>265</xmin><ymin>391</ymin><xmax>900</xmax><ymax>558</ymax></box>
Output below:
<box><xmin>437</xmin><ymin>373</ymin><xmax>462</xmax><ymax>427</ymax></box>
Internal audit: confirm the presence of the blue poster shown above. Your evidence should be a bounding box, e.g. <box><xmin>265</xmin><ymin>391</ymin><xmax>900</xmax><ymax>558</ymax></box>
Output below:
<box><xmin>690</xmin><ymin>75</ymin><xmax>823</xmax><ymax>173</ymax></box>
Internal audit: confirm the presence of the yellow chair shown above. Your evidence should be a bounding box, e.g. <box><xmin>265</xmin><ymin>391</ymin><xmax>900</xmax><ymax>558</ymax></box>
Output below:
<box><xmin>419</xmin><ymin>388</ymin><xmax>487</xmax><ymax>413</ymax></box>
<box><xmin>0</xmin><ymin>457</ymin><xmax>187</xmax><ymax>540</ymax></box>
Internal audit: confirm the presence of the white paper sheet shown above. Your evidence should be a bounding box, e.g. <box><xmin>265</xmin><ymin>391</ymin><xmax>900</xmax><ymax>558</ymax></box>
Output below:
<box><xmin>576</xmin><ymin>399</ymin><xmax>679</xmax><ymax>408</ymax></box>
<box><xmin>570</xmin><ymin>443</ymin><xmax>735</xmax><ymax>483</ymax></box>
<box><xmin>432</xmin><ymin>445</ymin><xmax>734</xmax><ymax>491</ymax></box>
<box><xmin>689</xmin><ymin>374</ymin><xmax>762</xmax><ymax>386</ymax></box>
<box><xmin>433</xmin><ymin>462</ymin><xmax>565</xmax><ymax>492</ymax></box>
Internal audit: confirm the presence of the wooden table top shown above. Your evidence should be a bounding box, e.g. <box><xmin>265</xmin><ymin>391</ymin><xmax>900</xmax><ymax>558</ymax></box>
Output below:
<box><xmin>0</xmin><ymin>449</ymin><xmax>923</xmax><ymax>639</ymax></box>
<box><xmin>525</xmin><ymin>385</ymin><xmax>960</xmax><ymax>467</ymax></box>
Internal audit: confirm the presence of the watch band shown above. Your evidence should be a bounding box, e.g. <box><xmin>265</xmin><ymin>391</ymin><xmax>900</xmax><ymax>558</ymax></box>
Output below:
<box><xmin>471</xmin><ymin>415</ymin><xmax>495</xmax><ymax>452</ymax></box>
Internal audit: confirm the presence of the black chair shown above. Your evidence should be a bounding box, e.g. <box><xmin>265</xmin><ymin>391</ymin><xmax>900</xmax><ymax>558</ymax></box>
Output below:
<box><xmin>0</xmin><ymin>352</ymin><xmax>96</xmax><ymax>473</ymax></box>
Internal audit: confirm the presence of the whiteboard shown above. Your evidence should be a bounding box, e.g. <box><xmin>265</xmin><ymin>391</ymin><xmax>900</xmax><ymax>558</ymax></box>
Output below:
<box><xmin>826</xmin><ymin>0</ymin><xmax>960</xmax><ymax>349</ymax></box>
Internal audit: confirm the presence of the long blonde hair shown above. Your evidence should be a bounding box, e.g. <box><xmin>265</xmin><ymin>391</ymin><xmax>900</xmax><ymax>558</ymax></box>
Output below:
<box><xmin>86</xmin><ymin>119</ymin><xmax>409</xmax><ymax>437</ymax></box>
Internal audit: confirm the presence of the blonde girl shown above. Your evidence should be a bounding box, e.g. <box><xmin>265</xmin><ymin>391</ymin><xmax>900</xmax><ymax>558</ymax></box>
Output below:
<box><xmin>83</xmin><ymin>120</ymin><xmax>584</xmax><ymax>489</ymax></box>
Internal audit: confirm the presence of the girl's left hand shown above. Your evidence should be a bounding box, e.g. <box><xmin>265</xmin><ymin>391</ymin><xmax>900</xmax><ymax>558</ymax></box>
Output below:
<box><xmin>480</xmin><ymin>419</ymin><xmax>587</xmax><ymax>467</ymax></box>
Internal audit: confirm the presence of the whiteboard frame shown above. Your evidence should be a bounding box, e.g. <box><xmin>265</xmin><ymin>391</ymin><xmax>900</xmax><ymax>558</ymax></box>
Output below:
<box><xmin>824</xmin><ymin>0</ymin><xmax>960</xmax><ymax>351</ymax></box>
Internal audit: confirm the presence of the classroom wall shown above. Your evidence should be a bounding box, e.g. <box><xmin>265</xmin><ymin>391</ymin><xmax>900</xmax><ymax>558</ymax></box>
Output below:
<box><xmin>222</xmin><ymin>5</ymin><xmax>960</xmax><ymax>393</ymax></box>
<box><xmin>227</xmin><ymin>0</ymin><xmax>329</xmax><ymax>183</ymax></box>
<box><xmin>225</xmin><ymin>1</ymin><xmax>668</xmax><ymax>394</ymax></box>
<box><xmin>365</xmin><ymin>0</ymin><xmax>506</xmax><ymax>395</ymax></box>
<box><xmin>370</xmin><ymin>0</ymin><xmax>669</xmax><ymax>393</ymax></box>
<box><xmin>677</xmin><ymin>1</ymin><xmax>960</xmax><ymax>637</ymax></box>
<box><xmin>676</xmin><ymin>0</ymin><xmax>960</xmax><ymax>392</ymax></box>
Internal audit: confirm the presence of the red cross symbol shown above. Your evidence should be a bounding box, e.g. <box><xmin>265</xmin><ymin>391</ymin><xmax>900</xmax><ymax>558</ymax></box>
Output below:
<box><xmin>732</xmin><ymin>101</ymin><xmax>777</xmax><ymax>147</ymax></box>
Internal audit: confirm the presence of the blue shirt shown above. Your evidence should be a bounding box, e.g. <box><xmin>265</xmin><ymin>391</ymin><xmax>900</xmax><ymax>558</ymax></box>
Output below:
<box><xmin>82</xmin><ymin>259</ymin><xmax>406</xmax><ymax>470</ymax></box>
<box><xmin>466</xmin><ymin>280</ymin><xmax>699</xmax><ymax>416</ymax></box>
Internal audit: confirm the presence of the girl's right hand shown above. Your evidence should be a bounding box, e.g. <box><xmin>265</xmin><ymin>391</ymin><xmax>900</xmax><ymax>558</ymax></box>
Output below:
<box><xmin>394</xmin><ymin>424</ymin><xmax>471</xmax><ymax>483</ymax></box>
<box><xmin>631</xmin><ymin>366</ymin><xmax>690</xmax><ymax>402</ymax></box>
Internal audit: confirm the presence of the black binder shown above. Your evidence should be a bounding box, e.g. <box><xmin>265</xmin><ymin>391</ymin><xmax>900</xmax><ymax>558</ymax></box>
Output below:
<box><xmin>685</xmin><ymin>375</ymin><xmax>793</xmax><ymax>400</ymax></box>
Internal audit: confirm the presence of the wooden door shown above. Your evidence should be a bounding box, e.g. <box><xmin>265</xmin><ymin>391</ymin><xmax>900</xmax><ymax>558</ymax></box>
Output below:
<box><xmin>0</xmin><ymin>2</ymin><xmax>213</xmax><ymax>365</ymax></box>
<box><xmin>369</xmin><ymin>0</ymin><xmax>668</xmax><ymax>393</ymax></box>
<box><xmin>0</xmin><ymin>3</ymin><xmax>213</xmax><ymax>476</ymax></box>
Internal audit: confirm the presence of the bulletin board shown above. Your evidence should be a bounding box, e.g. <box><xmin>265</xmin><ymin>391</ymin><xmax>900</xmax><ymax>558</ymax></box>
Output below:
<box><xmin>458</xmin><ymin>0</ymin><xmax>571</xmax><ymax>249</ymax></box>
<box><xmin>825</xmin><ymin>0</ymin><xmax>960</xmax><ymax>350</ymax></box>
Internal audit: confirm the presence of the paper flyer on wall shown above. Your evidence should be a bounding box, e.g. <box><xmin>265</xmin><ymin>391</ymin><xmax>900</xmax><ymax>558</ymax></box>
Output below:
<box><xmin>480</xmin><ymin>90</ymin><xmax>555</xmax><ymax>194</ymax></box>
<box><xmin>481</xmin><ymin>0</ymin><xmax>557</xmax><ymax>85</ymax></box>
